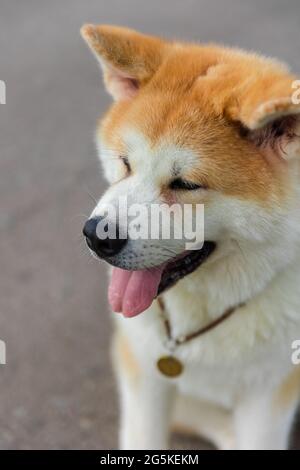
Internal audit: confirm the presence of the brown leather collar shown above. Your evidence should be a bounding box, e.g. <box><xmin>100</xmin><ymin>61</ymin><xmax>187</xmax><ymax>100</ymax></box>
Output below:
<box><xmin>157</xmin><ymin>297</ymin><xmax>245</xmax><ymax>347</ymax></box>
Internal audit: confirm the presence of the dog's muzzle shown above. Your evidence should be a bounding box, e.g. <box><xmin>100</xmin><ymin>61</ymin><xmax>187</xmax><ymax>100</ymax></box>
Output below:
<box><xmin>83</xmin><ymin>216</ymin><xmax>127</xmax><ymax>258</ymax></box>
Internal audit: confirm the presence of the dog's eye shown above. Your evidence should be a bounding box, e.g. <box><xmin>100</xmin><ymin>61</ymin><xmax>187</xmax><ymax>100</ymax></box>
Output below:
<box><xmin>120</xmin><ymin>156</ymin><xmax>131</xmax><ymax>174</ymax></box>
<box><xmin>169</xmin><ymin>178</ymin><xmax>202</xmax><ymax>190</ymax></box>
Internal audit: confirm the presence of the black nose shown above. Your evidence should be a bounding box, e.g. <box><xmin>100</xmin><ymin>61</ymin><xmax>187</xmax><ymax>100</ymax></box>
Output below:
<box><xmin>83</xmin><ymin>217</ymin><xmax>127</xmax><ymax>258</ymax></box>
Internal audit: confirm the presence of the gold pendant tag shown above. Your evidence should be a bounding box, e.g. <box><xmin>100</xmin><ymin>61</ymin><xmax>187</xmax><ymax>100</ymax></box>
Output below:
<box><xmin>157</xmin><ymin>355</ymin><xmax>183</xmax><ymax>378</ymax></box>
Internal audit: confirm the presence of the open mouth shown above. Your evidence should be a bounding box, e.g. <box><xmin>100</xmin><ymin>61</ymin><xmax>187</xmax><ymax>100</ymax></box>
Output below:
<box><xmin>108</xmin><ymin>241</ymin><xmax>216</xmax><ymax>317</ymax></box>
<box><xmin>157</xmin><ymin>241</ymin><xmax>216</xmax><ymax>295</ymax></box>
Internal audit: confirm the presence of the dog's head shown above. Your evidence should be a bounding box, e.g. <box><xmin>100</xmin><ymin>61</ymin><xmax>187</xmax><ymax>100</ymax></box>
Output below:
<box><xmin>81</xmin><ymin>25</ymin><xmax>300</xmax><ymax>316</ymax></box>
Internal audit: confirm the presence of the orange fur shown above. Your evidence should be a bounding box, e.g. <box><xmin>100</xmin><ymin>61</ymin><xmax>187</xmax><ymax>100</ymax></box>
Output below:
<box><xmin>81</xmin><ymin>25</ymin><xmax>300</xmax><ymax>203</ymax></box>
<box><xmin>273</xmin><ymin>367</ymin><xmax>300</xmax><ymax>413</ymax></box>
<box><xmin>113</xmin><ymin>330</ymin><xmax>140</xmax><ymax>382</ymax></box>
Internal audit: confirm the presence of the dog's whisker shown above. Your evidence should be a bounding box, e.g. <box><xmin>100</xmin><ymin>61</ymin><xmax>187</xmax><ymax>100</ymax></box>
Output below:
<box><xmin>69</xmin><ymin>213</ymin><xmax>90</xmax><ymax>222</ymax></box>
<box><xmin>83</xmin><ymin>187</ymin><xmax>98</xmax><ymax>205</ymax></box>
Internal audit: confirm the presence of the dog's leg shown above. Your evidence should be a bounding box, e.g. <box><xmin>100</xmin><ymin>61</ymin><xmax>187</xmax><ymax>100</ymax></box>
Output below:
<box><xmin>112</xmin><ymin>331</ymin><xmax>175</xmax><ymax>450</ymax></box>
<box><xmin>234</xmin><ymin>368</ymin><xmax>300</xmax><ymax>450</ymax></box>
<box><xmin>118</xmin><ymin>370</ymin><xmax>174</xmax><ymax>450</ymax></box>
<box><xmin>173</xmin><ymin>394</ymin><xmax>235</xmax><ymax>450</ymax></box>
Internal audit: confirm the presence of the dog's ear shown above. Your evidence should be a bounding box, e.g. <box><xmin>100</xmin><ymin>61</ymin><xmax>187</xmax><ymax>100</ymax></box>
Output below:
<box><xmin>232</xmin><ymin>78</ymin><xmax>300</xmax><ymax>161</ymax></box>
<box><xmin>80</xmin><ymin>24</ymin><xmax>165</xmax><ymax>101</ymax></box>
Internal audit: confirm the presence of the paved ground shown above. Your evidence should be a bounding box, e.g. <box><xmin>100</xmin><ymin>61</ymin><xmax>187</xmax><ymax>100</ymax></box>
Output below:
<box><xmin>0</xmin><ymin>0</ymin><xmax>299</xmax><ymax>449</ymax></box>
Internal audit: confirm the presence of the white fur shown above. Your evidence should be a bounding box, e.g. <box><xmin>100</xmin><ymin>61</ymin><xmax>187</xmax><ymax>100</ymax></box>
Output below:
<box><xmin>96</xmin><ymin>130</ymin><xmax>300</xmax><ymax>450</ymax></box>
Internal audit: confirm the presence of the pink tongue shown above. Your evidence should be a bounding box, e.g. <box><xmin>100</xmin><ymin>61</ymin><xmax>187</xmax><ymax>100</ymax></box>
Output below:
<box><xmin>108</xmin><ymin>266</ymin><xmax>164</xmax><ymax>317</ymax></box>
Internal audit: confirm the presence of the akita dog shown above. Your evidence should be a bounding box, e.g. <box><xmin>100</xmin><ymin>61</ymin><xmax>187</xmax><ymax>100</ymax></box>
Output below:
<box><xmin>81</xmin><ymin>24</ymin><xmax>300</xmax><ymax>450</ymax></box>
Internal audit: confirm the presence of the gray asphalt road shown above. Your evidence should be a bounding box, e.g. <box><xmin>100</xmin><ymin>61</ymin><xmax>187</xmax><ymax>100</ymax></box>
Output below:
<box><xmin>0</xmin><ymin>0</ymin><xmax>299</xmax><ymax>449</ymax></box>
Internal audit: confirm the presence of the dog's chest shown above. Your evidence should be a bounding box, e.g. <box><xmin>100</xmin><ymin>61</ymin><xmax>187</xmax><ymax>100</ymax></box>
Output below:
<box><xmin>116</xmin><ymin>273</ymin><xmax>299</xmax><ymax>407</ymax></box>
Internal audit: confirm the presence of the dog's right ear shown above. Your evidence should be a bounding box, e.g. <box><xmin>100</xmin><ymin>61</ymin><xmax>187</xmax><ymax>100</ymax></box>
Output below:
<box><xmin>80</xmin><ymin>24</ymin><xmax>165</xmax><ymax>101</ymax></box>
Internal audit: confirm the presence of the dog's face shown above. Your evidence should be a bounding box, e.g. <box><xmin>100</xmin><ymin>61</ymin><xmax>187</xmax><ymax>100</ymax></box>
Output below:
<box><xmin>81</xmin><ymin>25</ymin><xmax>300</xmax><ymax>316</ymax></box>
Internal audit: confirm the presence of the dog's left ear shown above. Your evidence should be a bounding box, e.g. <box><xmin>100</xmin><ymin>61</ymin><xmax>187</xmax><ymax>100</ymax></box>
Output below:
<box><xmin>80</xmin><ymin>24</ymin><xmax>165</xmax><ymax>101</ymax></box>
<box><xmin>234</xmin><ymin>81</ymin><xmax>300</xmax><ymax>161</ymax></box>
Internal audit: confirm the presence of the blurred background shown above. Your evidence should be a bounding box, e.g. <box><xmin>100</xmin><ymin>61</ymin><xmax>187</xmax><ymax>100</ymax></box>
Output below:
<box><xmin>0</xmin><ymin>0</ymin><xmax>300</xmax><ymax>449</ymax></box>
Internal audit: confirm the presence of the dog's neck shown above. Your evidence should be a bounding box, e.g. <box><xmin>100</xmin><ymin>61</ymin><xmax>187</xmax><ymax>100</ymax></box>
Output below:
<box><xmin>163</xmin><ymin>232</ymin><xmax>299</xmax><ymax>334</ymax></box>
<box><xmin>211</xmin><ymin>236</ymin><xmax>297</xmax><ymax>301</ymax></box>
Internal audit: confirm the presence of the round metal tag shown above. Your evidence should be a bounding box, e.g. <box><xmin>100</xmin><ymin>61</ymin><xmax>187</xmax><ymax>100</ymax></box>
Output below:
<box><xmin>157</xmin><ymin>355</ymin><xmax>183</xmax><ymax>378</ymax></box>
